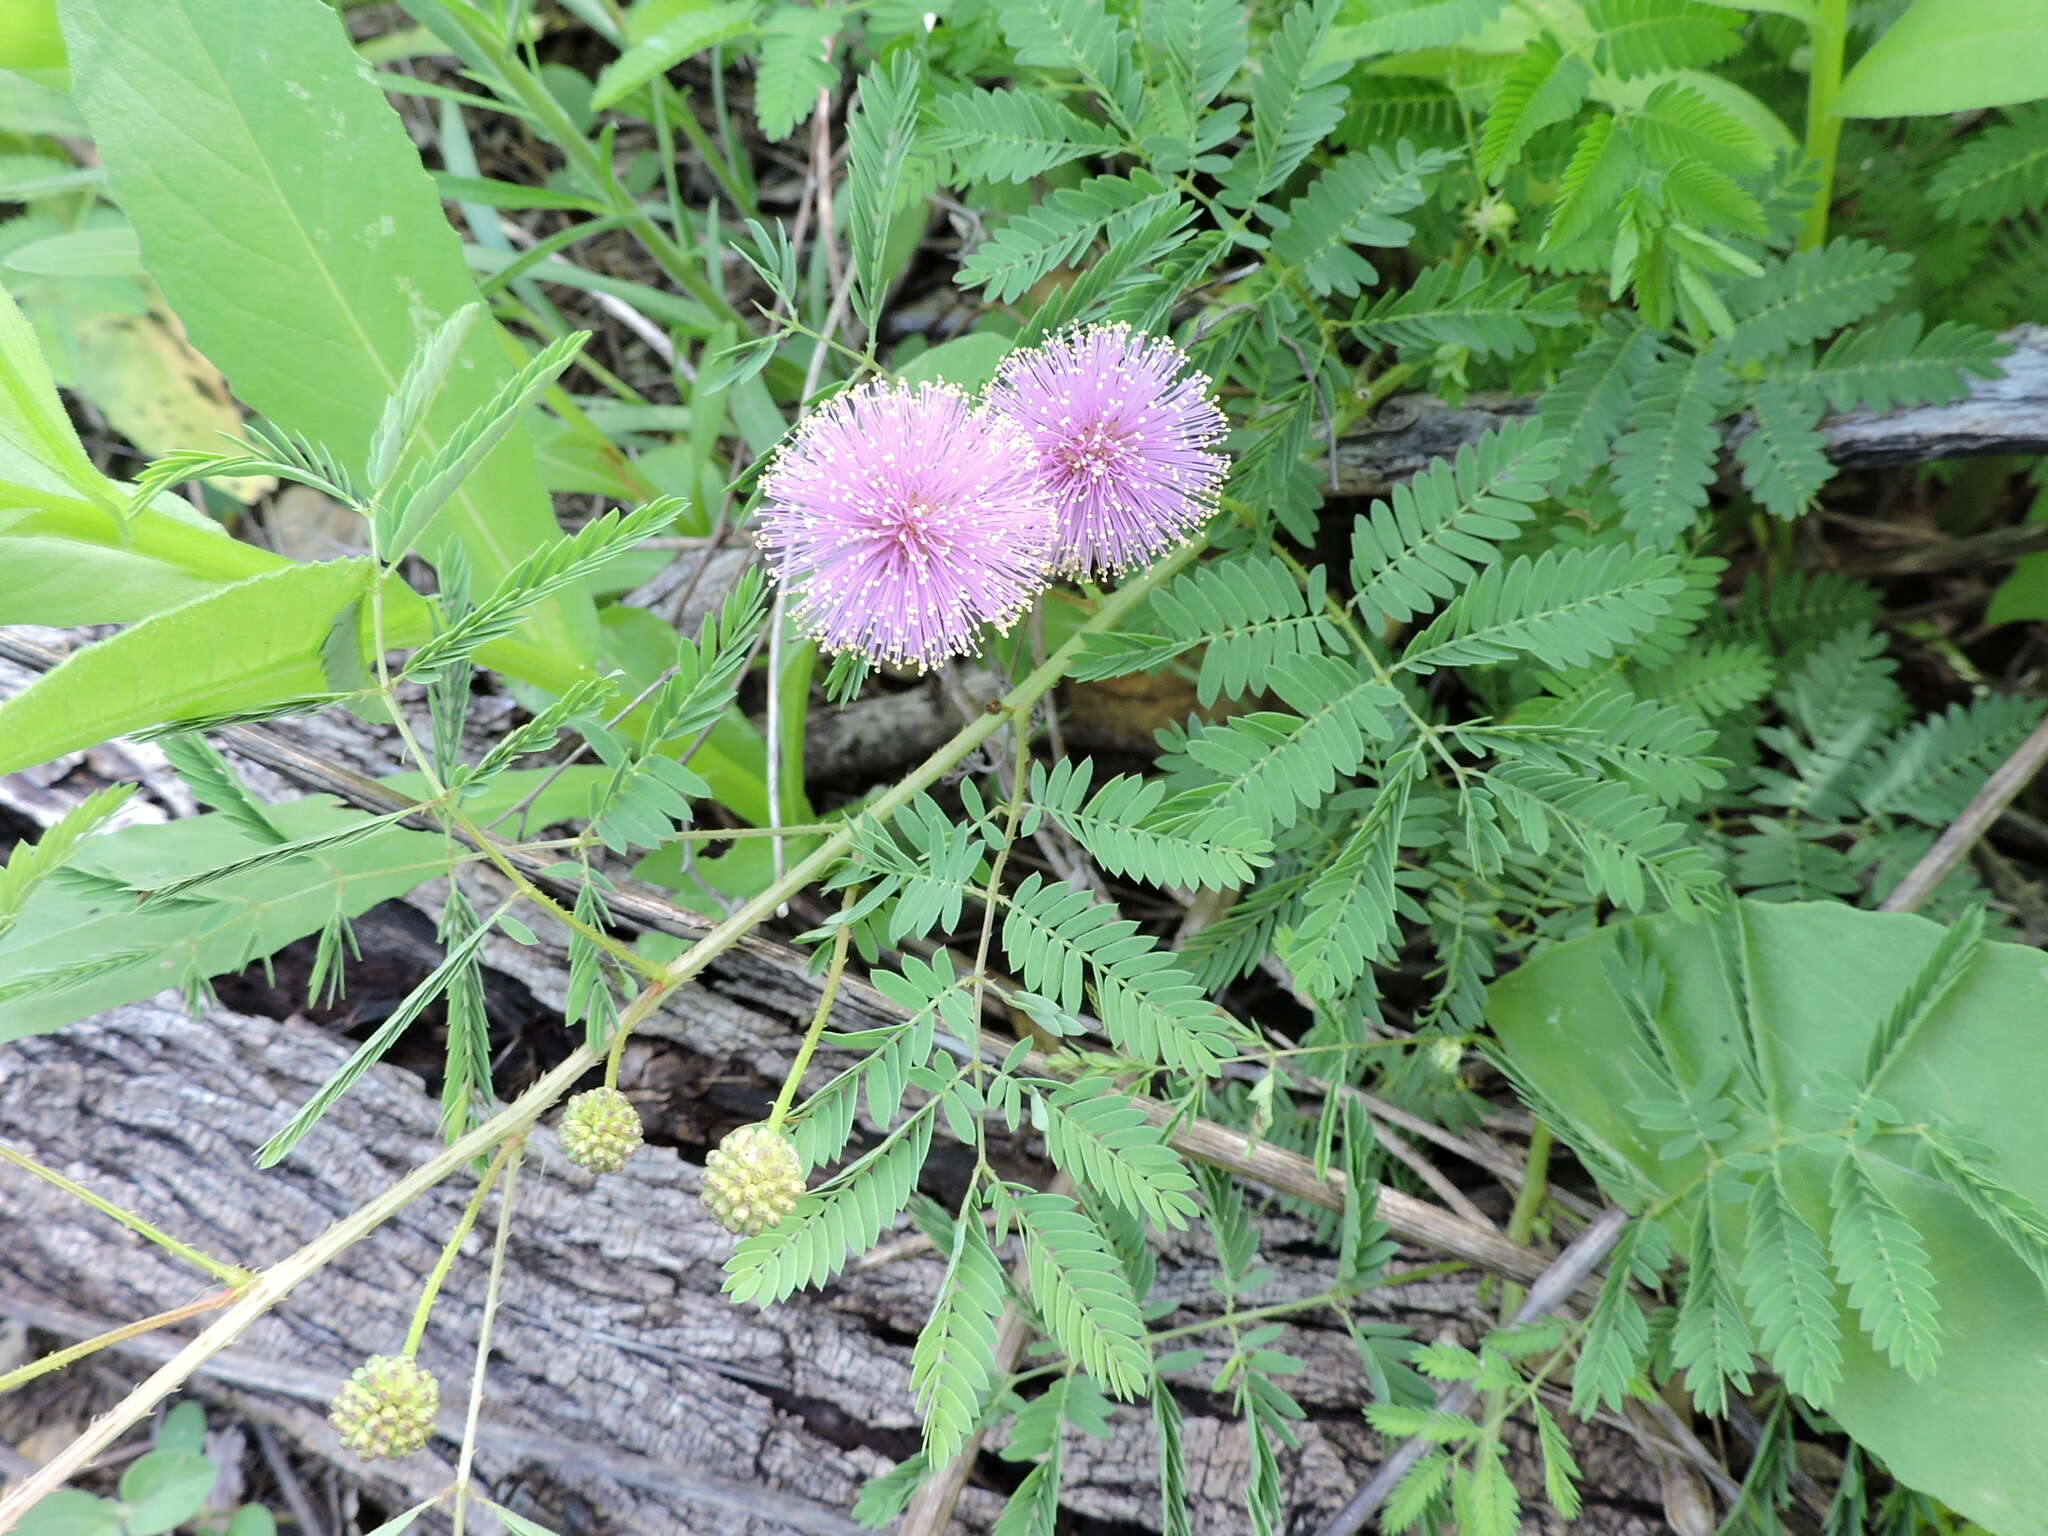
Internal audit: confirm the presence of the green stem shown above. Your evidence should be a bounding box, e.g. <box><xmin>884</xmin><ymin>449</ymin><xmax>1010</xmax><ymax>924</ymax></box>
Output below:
<box><xmin>1498</xmin><ymin>1121</ymin><xmax>1553</xmax><ymax>1321</ymax></box>
<box><xmin>1151</xmin><ymin>1290</ymin><xmax>1349</xmax><ymax>1344</ymax></box>
<box><xmin>451</xmin><ymin>1141</ymin><xmax>523</xmax><ymax>1536</ymax></box>
<box><xmin>1800</xmin><ymin>0</ymin><xmax>1852</xmax><ymax>249</ymax></box>
<box><xmin>1356</xmin><ymin>360</ymin><xmax>1421</xmax><ymax>420</ymax></box>
<box><xmin>447</xmin><ymin>806</ymin><xmax>663</xmax><ymax>981</ymax></box>
<box><xmin>0</xmin><ymin>1141</ymin><xmax>250</xmax><ymax>1287</ymax></box>
<box><xmin>402</xmin><ymin>1138</ymin><xmax>518</xmax><ymax>1357</ymax></box>
<box><xmin>767</xmin><ymin>913</ymin><xmax>854</xmax><ymax>1131</ymax></box>
<box><xmin>0</xmin><ymin>1291</ymin><xmax>236</xmax><ymax>1400</ymax></box>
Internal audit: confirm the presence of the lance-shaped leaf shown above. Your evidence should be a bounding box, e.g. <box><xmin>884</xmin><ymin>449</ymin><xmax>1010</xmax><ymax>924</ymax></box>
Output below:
<box><xmin>0</xmin><ymin>560</ymin><xmax>389</xmax><ymax>773</ymax></box>
<box><xmin>62</xmin><ymin>0</ymin><xmax>594</xmax><ymax>659</ymax></box>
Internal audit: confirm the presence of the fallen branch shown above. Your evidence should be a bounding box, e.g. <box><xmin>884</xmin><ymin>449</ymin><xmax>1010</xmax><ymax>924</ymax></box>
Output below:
<box><xmin>0</xmin><ymin>636</ymin><xmax>1553</xmax><ymax>1291</ymax></box>
<box><xmin>1333</xmin><ymin>324</ymin><xmax>2048</xmax><ymax>495</ymax></box>
<box><xmin>0</xmin><ymin>1001</ymin><xmax>1669</xmax><ymax>1534</ymax></box>
<box><xmin>1880</xmin><ymin>708</ymin><xmax>2048</xmax><ymax>915</ymax></box>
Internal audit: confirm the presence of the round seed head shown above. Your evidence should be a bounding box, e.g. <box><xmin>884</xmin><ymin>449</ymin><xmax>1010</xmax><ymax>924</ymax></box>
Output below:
<box><xmin>701</xmin><ymin>1122</ymin><xmax>807</xmax><ymax>1236</ymax></box>
<box><xmin>559</xmin><ymin>1086</ymin><xmax>644</xmax><ymax>1174</ymax></box>
<box><xmin>329</xmin><ymin>1354</ymin><xmax>439</xmax><ymax>1460</ymax></box>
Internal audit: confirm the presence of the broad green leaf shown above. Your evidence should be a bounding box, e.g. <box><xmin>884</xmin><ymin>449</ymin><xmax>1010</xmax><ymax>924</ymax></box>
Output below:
<box><xmin>60</xmin><ymin>0</ymin><xmax>594</xmax><ymax>658</ymax></box>
<box><xmin>1</xmin><ymin>224</ymin><xmax>141</xmax><ymax>277</ymax></box>
<box><xmin>0</xmin><ymin>276</ymin><xmax>119</xmax><ymax>503</ymax></box>
<box><xmin>154</xmin><ymin>1401</ymin><xmax>209</xmax><ymax>1455</ymax></box>
<box><xmin>0</xmin><ymin>506</ymin><xmax>286</xmax><ymax>625</ymax></box>
<box><xmin>1836</xmin><ymin>0</ymin><xmax>2048</xmax><ymax>116</ymax></box>
<box><xmin>0</xmin><ymin>560</ymin><xmax>380</xmax><ymax>772</ymax></box>
<box><xmin>12</xmin><ymin>1491</ymin><xmax>120</xmax><ymax>1536</ymax></box>
<box><xmin>895</xmin><ymin>332</ymin><xmax>1015</xmax><ymax>391</ymax></box>
<box><xmin>0</xmin><ymin>279</ymin><xmax>291</xmax><ymax>619</ymax></box>
<box><xmin>1490</xmin><ymin>900</ymin><xmax>2048</xmax><ymax>1533</ymax></box>
<box><xmin>118</xmin><ymin>1450</ymin><xmax>215</xmax><ymax>1536</ymax></box>
<box><xmin>0</xmin><ymin>772</ymin><xmax>610</xmax><ymax>1042</ymax></box>
<box><xmin>0</xmin><ymin>0</ymin><xmax>65</xmax><ymax>76</ymax></box>
<box><xmin>0</xmin><ymin>784</ymin><xmax>135</xmax><ymax>942</ymax></box>
<box><xmin>0</xmin><ymin>799</ymin><xmax>441</xmax><ymax>1042</ymax></box>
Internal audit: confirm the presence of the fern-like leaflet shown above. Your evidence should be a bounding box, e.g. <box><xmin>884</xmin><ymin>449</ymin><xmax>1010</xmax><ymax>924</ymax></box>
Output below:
<box><xmin>1400</xmin><ymin>545</ymin><xmax>1713</xmax><ymax>675</ymax></box>
<box><xmin>1269</xmin><ymin>143</ymin><xmax>1460</xmax><ymax>297</ymax></box>
<box><xmin>1015</xmin><ymin>1190</ymin><xmax>1154</xmax><ymax>1399</ymax></box>
<box><xmin>724</xmin><ymin>1114</ymin><xmax>936</xmax><ymax>1307</ymax></box>
<box><xmin>1351</xmin><ymin>422</ymin><xmax>1563</xmax><ymax>632</ymax></box>
<box><xmin>1829</xmin><ymin>1154</ymin><xmax>1943</xmax><ymax>1380</ymax></box>
<box><xmin>911</xmin><ymin>1210</ymin><xmax>1009</xmax><ymax>1463</ymax></box>
<box><xmin>1027</xmin><ymin>758</ymin><xmax>1273</xmax><ymax>891</ymax></box>
<box><xmin>1073</xmin><ymin>553</ymin><xmax>1342</xmax><ymax>704</ymax></box>
<box><xmin>1739</xmin><ymin>1163</ymin><xmax>1843</xmax><ymax>1405</ymax></box>
<box><xmin>1033</xmin><ymin>1084</ymin><xmax>1201</xmax><ymax>1228</ymax></box>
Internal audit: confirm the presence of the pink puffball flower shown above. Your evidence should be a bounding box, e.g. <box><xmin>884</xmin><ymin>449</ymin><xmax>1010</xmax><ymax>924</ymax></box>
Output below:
<box><xmin>987</xmin><ymin>323</ymin><xmax>1228</xmax><ymax>579</ymax></box>
<box><xmin>755</xmin><ymin>379</ymin><xmax>1056</xmax><ymax>671</ymax></box>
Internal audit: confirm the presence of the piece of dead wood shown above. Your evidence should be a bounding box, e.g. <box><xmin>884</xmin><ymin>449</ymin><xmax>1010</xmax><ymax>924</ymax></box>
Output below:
<box><xmin>1332</xmin><ymin>324</ymin><xmax>2048</xmax><ymax>496</ymax></box>
<box><xmin>0</xmin><ymin>1000</ymin><xmax>1669</xmax><ymax>1536</ymax></box>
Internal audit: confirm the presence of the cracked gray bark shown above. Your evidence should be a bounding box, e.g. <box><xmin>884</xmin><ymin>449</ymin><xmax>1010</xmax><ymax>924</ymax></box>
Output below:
<box><xmin>0</xmin><ymin>994</ymin><xmax>1671</xmax><ymax>1535</ymax></box>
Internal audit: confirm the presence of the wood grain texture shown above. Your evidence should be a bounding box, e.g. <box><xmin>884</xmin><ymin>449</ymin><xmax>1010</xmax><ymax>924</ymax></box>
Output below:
<box><xmin>0</xmin><ymin>994</ymin><xmax>1671</xmax><ymax>1535</ymax></box>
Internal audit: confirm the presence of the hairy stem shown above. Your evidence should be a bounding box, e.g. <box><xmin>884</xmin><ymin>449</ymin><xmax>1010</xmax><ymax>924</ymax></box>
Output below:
<box><xmin>767</xmin><ymin>910</ymin><xmax>855</xmax><ymax>1131</ymax></box>
<box><xmin>0</xmin><ymin>1141</ymin><xmax>250</xmax><ymax>1288</ymax></box>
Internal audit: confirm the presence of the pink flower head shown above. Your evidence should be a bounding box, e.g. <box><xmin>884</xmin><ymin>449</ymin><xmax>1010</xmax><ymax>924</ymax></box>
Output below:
<box><xmin>756</xmin><ymin>379</ymin><xmax>1054</xmax><ymax>670</ymax></box>
<box><xmin>988</xmin><ymin>323</ymin><xmax>1228</xmax><ymax>578</ymax></box>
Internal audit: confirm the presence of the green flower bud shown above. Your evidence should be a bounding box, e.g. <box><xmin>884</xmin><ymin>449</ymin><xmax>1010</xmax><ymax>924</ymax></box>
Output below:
<box><xmin>1463</xmin><ymin>195</ymin><xmax>1518</xmax><ymax>246</ymax></box>
<box><xmin>559</xmin><ymin>1086</ymin><xmax>643</xmax><ymax>1174</ymax></box>
<box><xmin>329</xmin><ymin>1354</ymin><xmax>439</xmax><ymax>1460</ymax></box>
<box><xmin>701</xmin><ymin>1122</ymin><xmax>806</xmax><ymax>1236</ymax></box>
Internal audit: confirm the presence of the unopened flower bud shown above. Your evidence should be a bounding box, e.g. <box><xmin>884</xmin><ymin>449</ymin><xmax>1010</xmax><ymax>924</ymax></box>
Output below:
<box><xmin>329</xmin><ymin>1354</ymin><xmax>439</xmax><ymax>1460</ymax></box>
<box><xmin>701</xmin><ymin>1122</ymin><xmax>806</xmax><ymax>1235</ymax></box>
<box><xmin>559</xmin><ymin>1086</ymin><xmax>643</xmax><ymax>1174</ymax></box>
<box><xmin>1464</xmin><ymin>196</ymin><xmax>1518</xmax><ymax>246</ymax></box>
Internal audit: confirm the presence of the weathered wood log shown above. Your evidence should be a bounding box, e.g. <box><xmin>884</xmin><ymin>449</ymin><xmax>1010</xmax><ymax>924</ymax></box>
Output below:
<box><xmin>1331</xmin><ymin>324</ymin><xmax>2048</xmax><ymax>496</ymax></box>
<box><xmin>0</xmin><ymin>993</ymin><xmax>1670</xmax><ymax>1535</ymax></box>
